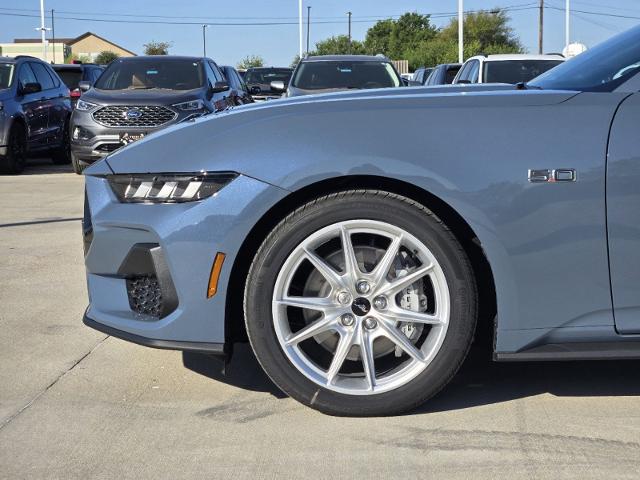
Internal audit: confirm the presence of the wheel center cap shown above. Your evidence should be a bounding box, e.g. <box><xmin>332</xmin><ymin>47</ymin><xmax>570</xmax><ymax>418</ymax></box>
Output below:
<box><xmin>351</xmin><ymin>297</ymin><xmax>371</xmax><ymax>316</ymax></box>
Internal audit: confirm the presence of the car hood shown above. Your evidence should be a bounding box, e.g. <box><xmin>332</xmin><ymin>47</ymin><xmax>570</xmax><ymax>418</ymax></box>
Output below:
<box><xmin>83</xmin><ymin>87</ymin><xmax>205</xmax><ymax>105</ymax></box>
<box><xmin>103</xmin><ymin>86</ymin><xmax>579</xmax><ymax>176</ymax></box>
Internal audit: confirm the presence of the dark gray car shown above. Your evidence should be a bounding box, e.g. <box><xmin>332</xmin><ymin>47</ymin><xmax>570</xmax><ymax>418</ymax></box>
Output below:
<box><xmin>0</xmin><ymin>56</ymin><xmax>72</xmax><ymax>174</ymax></box>
<box><xmin>69</xmin><ymin>56</ymin><xmax>232</xmax><ymax>174</ymax></box>
<box><xmin>280</xmin><ymin>55</ymin><xmax>404</xmax><ymax>97</ymax></box>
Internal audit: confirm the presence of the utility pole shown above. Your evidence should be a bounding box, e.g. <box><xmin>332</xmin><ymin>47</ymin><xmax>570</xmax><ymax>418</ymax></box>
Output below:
<box><xmin>565</xmin><ymin>0</ymin><xmax>570</xmax><ymax>50</ymax></box>
<box><xmin>306</xmin><ymin>6</ymin><xmax>311</xmax><ymax>55</ymax></box>
<box><xmin>538</xmin><ymin>0</ymin><xmax>544</xmax><ymax>54</ymax></box>
<box><xmin>202</xmin><ymin>24</ymin><xmax>207</xmax><ymax>57</ymax></box>
<box><xmin>298</xmin><ymin>0</ymin><xmax>303</xmax><ymax>60</ymax></box>
<box><xmin>458</xmin><ymin>0</ymin><xmax>463</xmax><ymax>63</ymax></box>
<box><xmin>348</xmin><ymin>11</ymin><xmax>352</xmax><ymax>53</ymax></box>
<box><xmin>51</xmin><ymin>9</ymin><xmax>56</xmax><ymax>63</ymax></box>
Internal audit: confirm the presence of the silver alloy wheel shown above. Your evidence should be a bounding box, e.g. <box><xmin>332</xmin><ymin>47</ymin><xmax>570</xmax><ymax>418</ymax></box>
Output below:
<box><xmin>272</xmin><ymin>220</ymin><xmax>450</xmax><ymax>395</ymax></box>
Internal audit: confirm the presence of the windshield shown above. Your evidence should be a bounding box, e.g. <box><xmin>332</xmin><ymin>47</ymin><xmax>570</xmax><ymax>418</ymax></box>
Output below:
<box><xmin>484</xmin><ymin>60</ymin><xmax>563</xmax><ymax>84</ymax></box>
<box><xmin>245</xmin><ymin>68</ymin><xmax>292</xmax><ymax>85</ymax></box>
<box><xmin>0</xmin><ymin>64</ymin><xmax>15</xmax><ymax>89</ymax></box>
<box><xmin>529</xmin><ymin>25</ymin><xmax>640</xmax><ymax>91</ymax></box>
<box><xmin>292</xmin><ymin>61</ymin><xmax>401</xmax><ymax>90</ymax></box>
<box><xmin>95</xmin><ymin>59</ymin><xmax>205</xmax><ymax>91</ymax></box>
<box><xmin>55</xmin><ymin>69</ymin><xmax>83</xmax><ymax>90</ymax></box>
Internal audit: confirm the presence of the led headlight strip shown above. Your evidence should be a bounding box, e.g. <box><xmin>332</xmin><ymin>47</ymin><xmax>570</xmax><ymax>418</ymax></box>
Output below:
<box><xmin>107</xmin><ymin>172</ymin><xmax>239</xmax><ymax>203</ymax></box>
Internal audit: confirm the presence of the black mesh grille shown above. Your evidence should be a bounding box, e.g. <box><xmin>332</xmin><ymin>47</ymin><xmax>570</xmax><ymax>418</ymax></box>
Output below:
<box><xmin>95</xmin><ymin>143</ymin><xmax>121</xmax><ymax>153</ymax></box>
<box><xmin>92</xmin><ymin>105</ymin><xmax>176</xmax><ymax>128</ymax></box>
<box><xmin>126</xmin><ymin>275</ymin><xmax>163</xmax><ymax>318</ymax></box>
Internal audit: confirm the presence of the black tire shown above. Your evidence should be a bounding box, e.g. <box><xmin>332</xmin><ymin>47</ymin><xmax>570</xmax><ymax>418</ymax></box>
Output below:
<box><xmin>2</xmin><ymin>123</ymin><xmax>27</xmax><ymax>174</ymax></box>
<box><xmin>244</xmin><ymin>190</ymin><xmax>478</xmax><ymax>416</ymax></box>
<box><xmin>71</xmin><ymin>152</ymin><xmax>86</xmax><ymax>175</ymax></box>
<box><xmin>51</xmin><ymin>121</ymin><xmax>71</xmax><ymax>165</ymax></box>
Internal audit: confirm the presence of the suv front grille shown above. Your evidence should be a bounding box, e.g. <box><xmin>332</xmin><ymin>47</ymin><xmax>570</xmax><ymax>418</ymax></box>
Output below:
<box><xmin>92</xmin><ymin>105</ymin><xmax>176</xmax><ymax>128</ymax></box>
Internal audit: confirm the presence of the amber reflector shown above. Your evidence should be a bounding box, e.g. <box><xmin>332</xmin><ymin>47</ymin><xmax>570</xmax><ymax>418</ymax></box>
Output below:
<box><xmin>207</xmin><ymin>253</ymin><xmax>226</xmax><ymax>298</ymax></box>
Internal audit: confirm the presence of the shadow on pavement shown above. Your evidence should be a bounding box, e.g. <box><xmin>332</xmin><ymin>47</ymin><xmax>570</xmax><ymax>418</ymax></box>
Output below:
<box><xmin>184</xmin><ymin>342</ymin><xmax>640</xmax><ymax>410</ymax></box>
<box><xmin>14</xmin><ymin>157</ymin><xmax>74</xmax><ymax>175</ymax></box>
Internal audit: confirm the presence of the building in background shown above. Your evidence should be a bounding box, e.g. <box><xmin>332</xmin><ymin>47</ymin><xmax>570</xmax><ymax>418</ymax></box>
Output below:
<box><xmin>0</xmin><ymin>32</ymin><xmax>135</xmax><ymax>63</ymax></box>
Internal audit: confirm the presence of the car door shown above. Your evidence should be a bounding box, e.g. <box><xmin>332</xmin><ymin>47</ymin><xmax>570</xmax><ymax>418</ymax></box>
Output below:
<box><xmin>43</xmin><ymin>63</ymin><xmax>70</xmax><ymax>145</ymax></box>
<box><xmin>16</xmin><ymin>63</ymin><xmax>49</xmax><ymax>148</ymax></box>
<box><xmin>28</xmin><ymin>62</ymin><xmax>57</xmax><ymax>144</ymax></box>
<box><xmin>606</xmin><ymin>92</ymin><xmax>640</xmax><ymax>334</ymax></box>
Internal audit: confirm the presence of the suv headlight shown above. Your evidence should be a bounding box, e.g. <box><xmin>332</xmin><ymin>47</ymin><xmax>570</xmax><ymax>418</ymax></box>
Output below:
<box><xmin>172</xmin><ymin>99</ymin><xmax>206</xmax><ymax>111</ymax></box>
<box><xmin>76</xmin><ymin>99</ymin><xmax>99</xmax><ymax>111</ymax></box>
<box><xmin>107</xmin><ymin>172</ymin><xmax>238</xmax><ymax>203</ymax></box>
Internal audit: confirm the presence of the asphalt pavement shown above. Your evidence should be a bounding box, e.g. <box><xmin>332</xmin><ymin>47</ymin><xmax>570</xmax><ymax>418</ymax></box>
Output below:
<box><xmin>1</xmin><ymin>160</ymin><xmax>639</xmax><ymax>479</ymax></box>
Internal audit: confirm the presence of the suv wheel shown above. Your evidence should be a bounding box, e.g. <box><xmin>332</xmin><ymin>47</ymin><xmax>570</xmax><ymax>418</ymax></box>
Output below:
<box><xmin>3</xmin><ymin>123</ymin><xmax>27</xmax><ymax>174</ymax></box>
<box><xmin>51</xmin><ymin>121</ymin><xmax>71</xmax><ymax>165</ymax></box>
<box><xmin>244</xmin><ymin>190</ymin><xmax>478</xmax><ymax>416</ymax></box>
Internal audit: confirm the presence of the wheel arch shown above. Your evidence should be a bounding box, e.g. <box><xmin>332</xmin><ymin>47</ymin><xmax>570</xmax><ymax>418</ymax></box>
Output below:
<box><xmin>225</xmin><ymin>175</ymin><xmax>497</xmax><ymax>354</ymax></box>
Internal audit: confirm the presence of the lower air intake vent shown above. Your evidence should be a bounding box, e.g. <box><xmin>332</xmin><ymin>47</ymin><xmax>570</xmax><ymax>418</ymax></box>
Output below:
<box><xmin>126</xmin><ymin>275</ymin><xmax>163</xmax><ymax>318</ymax></box>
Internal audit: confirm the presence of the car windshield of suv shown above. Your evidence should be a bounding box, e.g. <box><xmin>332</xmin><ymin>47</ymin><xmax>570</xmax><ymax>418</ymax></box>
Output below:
<box><xmin>55</xmin><ymin>68</ymin><xmax>83</xmax><ymax>90</ymax></box>
<box><xmin>484</xmin><ymin>60</ymin><xmax>563</xmax><ymax>84</ymax></box>
<box><xmin>245</xmin><ymin>68</ymin><xmax>292</xmax><ymax>85</ymax></box>
<box><xmin>95</xmin><ymin>59</ymin><xmax>205</xmax><ymax>90</ymax></box>
<box><xmin>0</xmin><ymin>64</ymin><xmax>15</xmax><ymax>89</ymax></box>
<box><xmin>529</xmin><ymin>25</ymin><xmax>640</xmax><ymax>92</ymax></box>
<box><xmin>292</xmin><ymin>61</ymin><xmax>401</xmax><ymax>90</ymax></box>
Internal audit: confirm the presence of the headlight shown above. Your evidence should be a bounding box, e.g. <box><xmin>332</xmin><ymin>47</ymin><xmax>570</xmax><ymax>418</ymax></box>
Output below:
<box><xmin>107</xmin><ymin>172</ymin><xmax>238</xmax><ymax>203</ymax></box>
<box><xmin>172</xmin><ymin>99</ymin><xmax>205</xmax><ymax>111</ymax></box>
<box><xmin>76</xmin><ymin>99</ymin><xmax>99</xmax><ymax>111</ymax></box>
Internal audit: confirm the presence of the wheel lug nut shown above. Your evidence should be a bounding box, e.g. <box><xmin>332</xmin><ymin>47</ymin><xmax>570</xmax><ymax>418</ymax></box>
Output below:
<box><xmin>373</xmin><ymin>296</ymin><xmax>387</xmax><ymax>310</ymax></box>
<box><xmin>337</xmin><ymin>291</ymin><xmax>352</xmax><ymax>305</ymax></box>
<box><xmin>363</xmin><ymin>317</ymin><xmax>378</xmax><ymax>330</ymax></box>
<box><xmin>340</xmin><ymin>313</ymin><xmax>355</xmax><ymax>327</ymax></box>
<box><xmin>356</xmin><ymin>280</ymin><xmax>371</xmax><ymax>294</ymax></box>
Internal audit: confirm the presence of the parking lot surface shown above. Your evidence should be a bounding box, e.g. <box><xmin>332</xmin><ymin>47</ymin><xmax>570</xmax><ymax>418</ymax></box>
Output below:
<box><xmin>1</xmin><ymin>161</ymin><xmax>639</xmax><ymax>479</ymax></box>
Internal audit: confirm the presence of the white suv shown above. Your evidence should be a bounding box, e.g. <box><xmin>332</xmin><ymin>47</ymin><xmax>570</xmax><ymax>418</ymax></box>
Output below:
<box><xmin>453</xmin><ymin>54</ymin><xmax>564</xmax><ymax>85</ymax></box>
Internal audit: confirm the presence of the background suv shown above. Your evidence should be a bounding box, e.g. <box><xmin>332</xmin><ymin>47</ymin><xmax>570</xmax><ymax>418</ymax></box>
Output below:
<box><xmin>453</xmin><ymin>54</ymin><xmax>565</xmax><ymax>85</ymax></box>
<box><xmin>281</xmin><ymin>55</ymin><xmax>404</xmax><ymax>97</ymax></box>
<box><xmin>244</xmin><ymin>67</ymin><xmax>293</xmax><ymax>101</ymax></box>
<box><xmin>52</xmin><ymin>63</ymin><xmax>104</xmax><ymax>108</ymax></box>
<box><xmin>423</xmin><ymin>63</ymin><xmax>462</xmax><ymax>86</ymax></box>
<box><xmin>70</xmin><ymin>55</ymin><xmax>233</xmax><ymax>173</ymax></box>
<box><xmin>0</xmin><ymin>55</ymin><xmax>72</xmax><ymax>174</ymax></box>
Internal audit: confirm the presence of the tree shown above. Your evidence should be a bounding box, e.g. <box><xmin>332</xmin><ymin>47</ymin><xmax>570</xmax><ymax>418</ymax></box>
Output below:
<box><xmin>290</xmin><ymin>54</ymin><xmax>301</xmax><ymax>68</ymax></box>
<box><xmin>312</xmin><ymin>35</ymin><xmax>366</xmax><ymax>56</ymax></box>
<box><xmin>439</xmin><ymin>10</ymin><xmax>524</xmax><ymax>54</ymax></box>
<box><xmin>237</xmin><ymin>55</ymin><xmax>265</xmax><ymax>70</ymax></box>
<box><xmin>64</xmin><ymin>53</ymin><xmax>90</xmax><ymax>64</ymax></box>
<box><xmin>95</xmin><ymin>51</ymin><xmax>119</xmax><ymax>65</ymax></box>
<box><xmin>364</xmin><ymin>19</ymin><xmax>395</xmax><ymax>56</ymax></box>
<box><xmin>143</xmin><ymin>41</ymin><xmax>171</xmax><ymax>55</ymax></box>
<box><xmin>387</xmin><ymin>13</ymin><xmax>438</xmax><ymax>60</ymax></box>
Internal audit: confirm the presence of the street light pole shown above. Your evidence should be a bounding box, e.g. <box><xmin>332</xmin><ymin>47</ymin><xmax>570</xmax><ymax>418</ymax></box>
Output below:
<box><xmin>538</xmin><ymin>0</ymin><xmax>544</xmax><ymax>54</ymax></box>
<box><xmin>306</xmin><ymin>6</ymin><xmax>311</xmax><ymax>55</ymax></box>
<box><xmin>565</xmin><ymin>0</ymin><xmax>570</xmax><ymax>50</ymax></box>
<box><xmin>298</xmin><ymin>0</ymin><xmax>303</xmax><ymax>60</ymax></box>
<box><xmin>458</xmin><ymin>0</ymin><xmax>464</xmax><ymax>63</ymax></box>
<box><xmin>202</xmin><ymin>24</ymin><xmax>207</xmax><ymax>57</ymax></box>
<box><xmin>51</xmin><ymin>9</ymin><xmax>56</xmax><ymax>63</ymax></box>
<box><xmin>348</xmin><ymin>11</ymin><xmax>352</xmax><ymax>53</ymax></box>
<box><xmin>38</xmin><ymin>0</ymin><xmax>47</xmax><ymax>61</ymax></box>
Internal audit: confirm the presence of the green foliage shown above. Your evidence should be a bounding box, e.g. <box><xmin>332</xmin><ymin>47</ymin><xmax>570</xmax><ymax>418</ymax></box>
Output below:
<box><xmin>143</xmin><ymin>41</ymin><xmax>171</xmax><ymax>55</ymax></box>
<box><xmin>387</xmin><ymin>13</ymin><xmax>438</xmax><ymax>60</ymax></box>
<box><xmin>311</xmin><ymin>35</ymin><xmax>367</xmax><ymax>56</ymax></box>
<box><xmin>94</xmin><ymin>51</ymin><xmax>119</xmax><ymax>65</ymax></box>
<box><xmin>439</xmin><ymin>10</ymin><xmax>524</xmax><ymax>54</ymax></box>
<box><xmin>64</xmin><ymin>53</ymin><xmax>90</xmax><ymax>64</ymax></box>
<box><xmin>237</xmin><ymin>55</ymin><xmax>265</xmax><ymax>70</ymax></box>
<box><xmin>290</xmin><ymin>54</ymin><xmax>301</xmax><ymax>68</ymax></box>
<box><xmin>364</xmin><ymin>19</ymin><xmax>395</xmax><ymax>56</ymax></box>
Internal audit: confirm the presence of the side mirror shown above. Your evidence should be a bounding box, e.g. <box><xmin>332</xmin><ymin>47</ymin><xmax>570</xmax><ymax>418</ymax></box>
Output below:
<box><xmin>270</xmin><ymin>81</ymin><xmax>286</xmax><ymax>92</ymax></box>
<box><xmin>20</xmin><ymin>82</ymin><xmax>42</xmax><ymax>95</ymax></box>
<box><xmin>78</xmin><ymin>81</ymin><xmax>92</xmax><ymax>92</ymax></box>
<box><xmin>250</xmin><ymin>85</ymin><xmax>261</xmax><ymax>95</ymax></box>
<box><xmin>210</xmin><ymin>81</ymin><xmax>230</xmax><ymax>94</ymax></box>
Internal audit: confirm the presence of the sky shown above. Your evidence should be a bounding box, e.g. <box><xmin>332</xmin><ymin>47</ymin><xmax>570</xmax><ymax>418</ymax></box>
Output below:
<box><xmin>1</xmin><ymin>0</ymin><xmax>639</xmax><ymax>67</ymax></box>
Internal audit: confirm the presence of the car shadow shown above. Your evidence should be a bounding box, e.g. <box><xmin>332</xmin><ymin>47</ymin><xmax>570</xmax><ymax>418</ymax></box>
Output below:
<box><xmin>183</xmin><ymin>343</ymin><xmax>640</xmax><ymax>411</ymax></box>
<box><xmin>19</xmin><ymin>157</ymin><xmax>73</xmax><ymax>175</ymax></box>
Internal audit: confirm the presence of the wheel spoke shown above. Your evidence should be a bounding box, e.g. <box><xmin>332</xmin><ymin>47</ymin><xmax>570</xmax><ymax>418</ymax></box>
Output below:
<box><xmin>382</xmin><ymin>307</ymin><xmax>444</xmax><ymax>325</ymax></box>
<box><xmin>340</xmin><ymin>226</ymin><xmax>360</xmax><ymax>281</ymax></box>
<box><xmin>370</xmin><ymin>234</ymin><xmax>402</xmax><ymax>287</ymax></box>
<box><xmin>326</xmin><ymin>328</ymin><xmax>356</xmax><ymax>384</ymax></box>
<box><xmin>303</xmin><ymin>247</ymin><xmax>344</xmax><ymax>290</ymax></box>
<box><xmin>276</xmin><ymin>295</ymin><xmax>335</xmax><ymax>312</ymax></box>
<box><xmin>379</xmin><ymin>263</ymin><xmax>433</xmax><ymax>296</ymax></box>
<box><xmin>361</xmin><ymin>332</ymin><xmax>376</xmax><ymax>390</ymax></box>
<box><xmin>378</xmin><ymin>319</ymin><xmax>425</xmax><ymax>363</ymax></box>
<box><xmin>285</xmin><ymin>315</ymin><xmax>336</xmax><ymax>346</ymax></box>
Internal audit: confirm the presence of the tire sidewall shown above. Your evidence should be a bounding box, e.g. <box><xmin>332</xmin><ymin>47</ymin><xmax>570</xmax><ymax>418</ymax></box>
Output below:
<box><xmin>245</xmin><ymin>192</ymin><xmax>477</xmax><ymax>416</ymax></box>
<box><xmin>6</xmin><ymin>124</ymin><xmax>26</xmax><ymax>174</ymax></box>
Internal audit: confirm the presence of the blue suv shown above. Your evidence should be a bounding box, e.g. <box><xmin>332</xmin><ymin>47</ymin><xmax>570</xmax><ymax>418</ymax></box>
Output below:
<box><xmin>0</xmin><ymin>56</ymin><xmax>72</xmax><ymax>174</ymax></box>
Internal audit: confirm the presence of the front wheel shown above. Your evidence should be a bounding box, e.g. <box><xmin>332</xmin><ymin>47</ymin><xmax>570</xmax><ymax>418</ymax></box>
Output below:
<box><xmin>244</xmin><ymin>190</ymin><xmax>477</xmax><ymax>416</ymax></box>
<box><xmin>2</xmin><ymin>123</ymin><xmax>27</xmax><ymax>174</ymax></box>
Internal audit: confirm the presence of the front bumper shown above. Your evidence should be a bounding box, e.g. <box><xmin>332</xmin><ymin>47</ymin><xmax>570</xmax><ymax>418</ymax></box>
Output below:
<box><xmin>83</xmin><ymin>172</ymin><xmax>288</xmax><ymax>350</ymax></box>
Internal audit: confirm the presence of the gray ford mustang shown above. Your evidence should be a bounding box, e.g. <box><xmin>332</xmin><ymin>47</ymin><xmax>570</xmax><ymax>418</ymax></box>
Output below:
<box><xmin>83</xmin><ymin>26</ymin><xmax>640</xmax><ymax>416</ymax></box>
